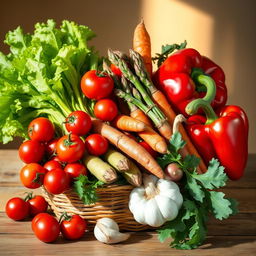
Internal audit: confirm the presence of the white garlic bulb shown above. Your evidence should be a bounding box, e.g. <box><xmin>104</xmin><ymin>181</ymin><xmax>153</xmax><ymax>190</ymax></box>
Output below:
<box><xmin>94</xmin><ymin>218</ymin><xmax>130</xmax><ymax>244</ymax></box>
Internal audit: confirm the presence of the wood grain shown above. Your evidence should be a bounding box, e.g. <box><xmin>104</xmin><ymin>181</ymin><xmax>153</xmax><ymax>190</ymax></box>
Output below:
<box><xmin>0</xmin><ymin>150</ymin><xmax>255</xmax><ymax>255</ymax></box>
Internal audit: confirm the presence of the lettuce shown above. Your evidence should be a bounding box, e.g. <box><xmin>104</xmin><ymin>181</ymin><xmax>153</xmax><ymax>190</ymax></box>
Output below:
<box><xmin>0</xmin><ymin>19</ymin><xmax>99</xmax><ymax>143</ymax></box>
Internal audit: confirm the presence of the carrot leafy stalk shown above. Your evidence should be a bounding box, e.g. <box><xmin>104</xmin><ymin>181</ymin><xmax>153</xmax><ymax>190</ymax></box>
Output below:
<box><xmin>152</xmin><ymin>41</ymin><xmax>187</xmax><ymax>67</ymax></box>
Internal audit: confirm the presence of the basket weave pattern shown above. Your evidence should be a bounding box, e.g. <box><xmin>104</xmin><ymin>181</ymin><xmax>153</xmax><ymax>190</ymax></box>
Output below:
<box><xmin>41</xmin><ymin>185</ymin><xmax>151</xmax><ymax>231</ymax></box>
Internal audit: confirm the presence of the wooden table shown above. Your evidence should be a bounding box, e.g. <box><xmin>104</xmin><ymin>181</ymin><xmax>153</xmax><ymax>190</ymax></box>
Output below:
<box><xmin>0</xmin><ymin>150</ymin><xmax>255</xmax><ymax>256</ymax></box>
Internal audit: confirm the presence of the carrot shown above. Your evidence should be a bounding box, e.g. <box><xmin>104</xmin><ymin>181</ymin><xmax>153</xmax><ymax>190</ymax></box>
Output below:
<box><xmin>138</xmin><ymin>125</ymin><xmax>167</xmax><ymax>154</ymax></box>
<box><xmin>129</xmin><ymin>105</ymin><xmax>167</xmax><ymax>154</ymax></box>
<box><xmin>130</xmin><ymin>107</ymin><xmax>152</xmax><ymax>127</ymax></box>
<box><xmin>92</xmin><ymin>119</ymin><xmax>164</xmax><ymax>179</ymax></box>
<box><xmin>152</xmin><ymin>90</ymin><xmax>207</xmax><ymax>173</ymax></box>
<box><xmin>133</xmin><ymin>20</ymin><xmax>152</xmax><ymax>76</ymax></box>
<box><xmin>112</xmin><ymin>115</ymin><xmax>146</xmax><ymax>132</ymax></box>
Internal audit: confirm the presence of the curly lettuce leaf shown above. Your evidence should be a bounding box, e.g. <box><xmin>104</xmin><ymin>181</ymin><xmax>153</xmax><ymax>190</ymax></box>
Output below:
<box><xmin>0</xmin><ymin>19</ymin><xmax>99</xmax><ymax>144</ymax></box>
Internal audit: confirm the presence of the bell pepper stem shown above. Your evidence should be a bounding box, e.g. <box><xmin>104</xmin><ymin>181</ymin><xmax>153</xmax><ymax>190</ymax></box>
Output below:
<box><xmin>185</xmin><ymin>74</ymin><xmax>218</xmax><ymax>125</ymax></box>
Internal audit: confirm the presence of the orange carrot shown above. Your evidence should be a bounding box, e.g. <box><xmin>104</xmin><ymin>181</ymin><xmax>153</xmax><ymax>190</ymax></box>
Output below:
<box><xmin>138</xmin><ymin>125</ymin><xmax>167</xmax><ymax>154</ymax></box>
<box><xmin>133</xmin><ymin>20</ymin><xmax>152</xmax><ymax>76</ymax></box>
<box><xmin>112</xmin><ymin>115</ymin><xmax>146</xmax><ymax>132</ymax></box>
<box><xmin>130</xmin><ymin>107</ymin><xmax>152</xmax><ymax>127</ymax></box>
<box><xmin>92</xmin><ymin>119</ymin><xmax>164</xmax><ymax>179</ymax></box>
<box><xmin>152</xmin><ymin>89</ymin><xmax>207</xmax><ymax>173</ymax></box>
<box><xmin>130</xmin><ymin>106</ymin><xmax>167</xmax><ymax>154</ymax></box>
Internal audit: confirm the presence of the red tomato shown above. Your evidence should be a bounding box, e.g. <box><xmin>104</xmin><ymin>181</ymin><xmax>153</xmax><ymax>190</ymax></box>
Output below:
<box><xmin>18</xmin><ymin>140</ymin><xmax>45</xmax><ymax>164</ymax></box>
<box><xmin>81</xmin><ymin>70</ymin><xmax>114</xmax><ymax>100</ymax></box>
<box><xmin>85</xmin><ymin>134</ymin><xmax>108</xmax><ymax>156</ymax></box>
<box><xmin>64</xmin><ymin>163</ymin><xmax>87</xmax><ymax>181</ymax></box>
<box><xmin>43</xmin><ymin>168</ymin><xmax>70</xmax><ymax>194</ymax></box>
<box><xmin>45</xmin><ymin>139</ymin><xmax>58</xmax><ymax>157</ymax></box>
<box><xmin>139</xmin><ymin>141</ymin><xmax>158</xmax><ymax>158</ymax></box>
<box><xmin>20</xmin><ymin>163</ymin><xmax>47</xmax><ymax>189</ymax></box>
<box><xmin>32</xmin><ymin>213</ymin><xmax>60</xmax><ymax>243</ymax></box>
<box><xmin>5</xmin><ymin>197</ymin><xmax>30</xmax><ymax>221</ymax></box>
<box><xmin>28</xmin><ymin>195</ymin><xmax>48</xmax><ymax>216</ymax></box>
<box><xmin>94</xmin><ymin>99</ymin><xmax>118</xmax><ymax>121</ymax></box>
<box><xmin>28</xmin><ymin>117</ymin><xmax>55</xmax><ymax>142</ymax></box>
<box><xmin>56</xmin><ymin>134</ymin><xmax>85</xmax><ymax>163</ymax></box>
<box><xmin>32</xmin><ymin>212</ymin><xmax>50</xmax><ymax>232</ymax></box>
<box><xmin>110</xmin><ymin>64</ymin><xmax>122</xmax><ymax>77</ymax></box>
<box><xmin>60</xmin><ymin>214</ymin><xmax>87</xmax><ymax>240</ymax></box>
<box><xmin>43</xmin><ymin>160</ymin><xmax>63</xmax><ymax>171</ymax></box>
<box><xmin>65</xmin><ymin>111</ymin><xmax>92</xmax><ymax>136</ymax></box>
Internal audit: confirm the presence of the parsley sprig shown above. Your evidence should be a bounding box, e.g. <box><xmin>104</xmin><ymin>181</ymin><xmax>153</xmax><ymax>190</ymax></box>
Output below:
<box><xmin>157</xmin><ymin>132</ymin><xmax>238</xmax><ymax>249</ymax></box>
<box><xmin>73</xmin><ymin>175</ymin><xmax>104</xmax><ymax>205</ymax></box>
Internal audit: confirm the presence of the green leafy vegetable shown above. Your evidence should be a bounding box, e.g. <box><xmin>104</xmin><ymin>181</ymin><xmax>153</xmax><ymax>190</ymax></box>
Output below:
<box><xmin>152</xmin><ymin>40</ymin><xmax>187</xmax><ymax>67</ymax></box>
<box><xmin>0</xmin><ymin>19</ymin><xmax>99</xmax><ymax>143</ymax></box>
<box><xmin>73</xmin><ymin>175</ymin><xmax>104</xmax><ymax>205</ymax></box>
<box><xmin>157</xmin><ymin>132</ymin><xmax>238</xmax><ymax>249</ymax></box>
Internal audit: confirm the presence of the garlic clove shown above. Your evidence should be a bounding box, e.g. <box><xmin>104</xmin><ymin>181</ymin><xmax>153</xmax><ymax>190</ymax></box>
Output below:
<box><xmin>144</xmin><ymin>198</ymin><xmax>165</xmax><ymax>227</ymax></box>
<box><xmin>129</xmin><ymin>187</ymin><xmax>145</xmax><ymax>212</ymax></box>
<box><xmin>131</xmin><ymin>198</ymin><xmax>147</xmax><ymax>225</ymax></box>
<box><xmin>94</xmin><ymin>218</ymin><xmax>130</xmax><ymax>244</ymax></box>
<box><xmin>97</xmin><ymin>217</ymin><xmax>119</xmax><ymax>231</ymax></box>
<box><xmin>155</xmin><ymin>195</ymin><xmax>179</xmax><ymax>221</ymax></box>
<box><xmin>157</xmin><ymin>178</ymin><xmax>180</xmax><ymax>191</ymax></box>
<box><xmin>159</xmin><ymin>188</ymin><xmax>183</xmax><ymax>209</ymax></box>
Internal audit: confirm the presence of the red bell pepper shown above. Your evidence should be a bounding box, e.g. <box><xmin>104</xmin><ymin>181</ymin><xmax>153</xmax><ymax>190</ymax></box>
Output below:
<box><xmin>153</xmin><ymin>48</ymin><xmax>227</xmax><ymax>116</ymax></box>
<box><xmin>185</xmin><ymin>72</ymin><xmax>248</xmax><ymax>180</ymax></box>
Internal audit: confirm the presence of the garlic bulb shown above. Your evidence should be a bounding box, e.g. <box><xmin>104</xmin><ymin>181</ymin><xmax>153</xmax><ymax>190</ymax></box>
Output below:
<box><xmin>94</xmin><ymin>218</ymin><xmax>130</xmax><ymax>244</ymax></box>
<box><xmin>129</xmin><ymin>174</ymin><xmax>183</xmax><ymax>227</ymax></box>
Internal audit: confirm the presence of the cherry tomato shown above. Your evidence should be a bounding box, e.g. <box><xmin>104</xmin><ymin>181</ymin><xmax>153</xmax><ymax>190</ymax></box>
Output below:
<box><xmin>81</xmin><ymin>70</ymin><xmax>114</xmax><ymax>100</ymax></box>
<box><xmin>45</xmin><ymin>138</ymin><xmax>58</xmax><ymax>157</ymax></box>
<box><xmin>28</xmin><ymin>195</ymin><xmax>48</xmax><ymax>216</ymax></box>
<box><xmin>65</xmin><ymin>111</ymin><xmax>92</xmax><ymax>136</ymax></box>
<box><xmin>20</xmin><ymin>163</ymin><xmax>47</xmax><ymax>189</ymax></box>
<box><xmin>60</xmin><ymin>214</ymin><xmax>87</xmax><ymax>240</ymax></box>
<box><xmin>56</xmin><ymin>134</ymin><xmax>85</xmax><ymax>163</ymax></box>
<box><xmin>139</xmin><ymin>141</ymin><xmax>158</xmax><ymax>158</ymax></box>
<box><xmin>5</xmin><ymin>197</ymin><xmax>30</xmax><ymax>221</ymax></box>
<box><xmin>110</xmin><ymin>64</ymin><xmax>122</xmax><ymax>77</ymax></box>
<box><xmin>64</xmin><ymin>163</ymin><xmax>87</xmax><ymax>181</ymax></box>
<box><xmin>43</xmin><ymin>160</ymin><xmax>63</xmax><ymax>171</ymax></box>
<box><xmin>32</xmin><ymin>213</ymin><xmax>60</xmax><ymax>243</ymax></box>
<box><xmin>18</xmin><ymin>140</ymin><xmax>45</xmax><ymax>164</ymax></box>
<box><xmin>85</xmin><ymin>134</ymin><xmax>108</xmax><ymax>156</ymax></box>
<box><xmin>28</xmin><ymin>117</ymin><xmax>55</xmax><ymax>142</ymax></box>
<box><xmin>32</xmin><ymin>212</ymin><xmax>50</xmax><ymax>232</ymax></box>
<box><xmin>94</xmin><ymin>99</ymin><xmax>118</xmax><ymax>121</ymax></box>
<box><xmin>43</xmin><ymin>168</ymin><xmax>70</xmax><ymax>194</ymax></box>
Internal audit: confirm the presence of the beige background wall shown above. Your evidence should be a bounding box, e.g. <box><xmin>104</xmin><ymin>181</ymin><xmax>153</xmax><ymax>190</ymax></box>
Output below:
<box><xmin>0</xmin><ymin>0</ymin><xmax>255</xmax><ymax>153</ymax></box>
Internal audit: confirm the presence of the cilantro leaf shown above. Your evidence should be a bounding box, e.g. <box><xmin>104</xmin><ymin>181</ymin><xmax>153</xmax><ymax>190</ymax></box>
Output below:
<box><xmin>191</xmin><ymin>158</ymin><xmax>228</xmax><ymax>189</ymax></box>
<box><xmin>169</xmin><ymin>132</ymin><xmax>186</xmax><ymax>152</ymax></box>
<box><xmin>73</xmin><ymin>175</ymin><xmax>104</xmax><ymax>205</ymax></box>
<box><xmin>183</xmin><ymin>154</ymin><xmax>200</xmax><ymax>170</ymax></box>
<box><xmin>185</xmin><ymin>175</ymin><xmax>205</xmax><ymax>202</ymax></box>
<box><xmin>206</xmin><ymin>191</ymin><xmax>235</xmax><ymax>220</ymax></box>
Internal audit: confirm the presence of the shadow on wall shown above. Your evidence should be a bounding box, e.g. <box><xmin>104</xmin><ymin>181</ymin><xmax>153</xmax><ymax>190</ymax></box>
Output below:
<box><xmin>0</xmin><ymin>0</ymin><xmax>141</xmax><ymax>149</ymax></box>
<box><xmin>178</xmin><ymin>0</ymin><xmax>256</xmax><ymax>153</ymax></box>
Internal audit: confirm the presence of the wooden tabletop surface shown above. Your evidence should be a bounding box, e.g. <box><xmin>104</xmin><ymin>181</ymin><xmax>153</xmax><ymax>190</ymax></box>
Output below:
<box><xmin>0</xmin><ymin>150</ymin><xmax>255</xmax><ymax>256</ymax></box>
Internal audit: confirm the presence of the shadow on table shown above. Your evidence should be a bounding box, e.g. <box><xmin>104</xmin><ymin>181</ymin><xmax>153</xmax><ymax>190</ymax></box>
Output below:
<box><xmin>54</xmin><ymin>231</ymin><xmax>153</xmax><ymax>245</ymax></box>
<box><xmin>201</xmin><ymin>236</ymin><xmax>256</xmax><ymax>249</ymax></box>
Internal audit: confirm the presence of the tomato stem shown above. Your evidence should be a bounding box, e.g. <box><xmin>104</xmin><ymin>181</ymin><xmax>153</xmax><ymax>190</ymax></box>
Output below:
<box><xmin>24</xmin><ymin>192</ymin><xmax>33</xmax><ymax>201</ymax></box>
<box><xmin>59</xmin><ymin>211</ymin><xmax>72</xmax><ymax>223</ymax></box>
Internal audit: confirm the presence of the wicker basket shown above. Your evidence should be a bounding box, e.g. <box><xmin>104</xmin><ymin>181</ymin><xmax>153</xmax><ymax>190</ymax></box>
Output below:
<box><xmin>41</xmin><ymin>185</ymin><xmax>151</xmax><ymax>231</ymax></box>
